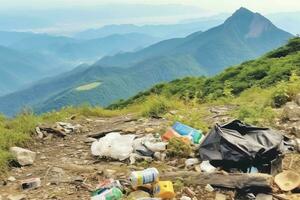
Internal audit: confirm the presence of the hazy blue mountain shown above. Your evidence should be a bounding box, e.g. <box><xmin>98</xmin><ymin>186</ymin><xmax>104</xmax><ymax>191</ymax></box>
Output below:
<box><xmin>0</xmin><ymin>31</ymin><xmax>39</xmax><ymax>46</ymax></box>
<box><xmin>74</xmin><ymin>15</ymin><xmax>225</xmax><ymax>40</ymax></box>
<box><xmin>0</xmin><ymin>45</ymin><xmax>70</xmax><ymax>96</ymax></box>
<box><xmin>10</xmin><ymin>32</ymin><xmax>160</xmax><ymax>63</ymax></box>
<box><xmin>99</xmin><ymin>7</ymin><xmax>293</xmax><ymax>74</ymax></box>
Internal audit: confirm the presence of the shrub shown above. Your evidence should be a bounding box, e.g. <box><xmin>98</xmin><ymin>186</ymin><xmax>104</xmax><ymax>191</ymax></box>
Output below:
<box><xmin>167</xmin><ymin>137</ymin><xmax>192</xmax><ymax>158</ymax></box>
<box><xmin>140</xmin><ymin>96</ymin><xmax>175</xmax><ymax>118</ymax></box>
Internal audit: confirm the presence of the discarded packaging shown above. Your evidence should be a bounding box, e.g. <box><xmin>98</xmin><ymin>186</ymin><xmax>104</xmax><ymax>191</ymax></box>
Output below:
<box><xmin>162</xmin><ymin>128</ymin><xmax>190</xmax><ymax>144</ymax></box>
<box><xmin>130</xmin><ymin>168</ymin><xmax>159</xmax><ymax>187</ymax></box>
<box><xmin>199</xmin><ymin>161</ymin><xmax>216</xmax><ymax>173</ymax></box>
<box><xmin>153</xmin><ymin>181</ymin><xmax>175</xmax><ymax>199</ymax></box>
<box><xmin>21</xmin><ymin>178</ymin><xmax>41</xmax><ymax>190</ymax></box>
<box><xmin>172</xmin><ymin>122</ymin><xmax>203</xmax><ymax>144</ymax></box>
<box><xmin>91</xmin><ymin>187</ymin><xmax>123</xmax><ymax>200</ymax></box>
<box><xmin>274</xmin><ymin>170</ymin><xmax>300</xmax><ymax>191</ymax></box>
<box><xmin>199</xmin><ymin>120</ymin><xmax>285</xmax><ymax>173</ymax></box>
<box><xmin>144</xmin><ymin>141</ymin><xmax>167</xmax><ymax>152</ymax></box>
<box><xmin>91</xmin><ymin>132</ymin><xmax>135</xmax><ymax>161</ymax></box>
<box><xmin>95</xmin><ymin>179</ymin><xmax>123</xmax><ymax>193</ymax></box>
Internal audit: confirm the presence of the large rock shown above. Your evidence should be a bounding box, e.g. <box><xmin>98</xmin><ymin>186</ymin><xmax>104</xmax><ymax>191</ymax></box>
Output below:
<box><xmin>283</xmin><ymin>102</ymin><xmax>300</xmax><ymax>122</ymax></box>
<box><xmin>10</xmin><ymin>147</ymin><xmax>36</xmax><ymax>166</ymax></box>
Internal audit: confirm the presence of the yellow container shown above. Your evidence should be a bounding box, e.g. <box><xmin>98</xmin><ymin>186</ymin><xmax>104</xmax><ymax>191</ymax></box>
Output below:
<box><xmin>153</xmin><ymin>181</ymin><xmax>175</xmax><ymax>199</ymax></box>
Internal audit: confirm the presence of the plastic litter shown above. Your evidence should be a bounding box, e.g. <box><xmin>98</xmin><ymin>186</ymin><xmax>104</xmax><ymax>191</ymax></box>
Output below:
<box><xmin>153</xmin><ymin>181</ymin><xmax>175</xmax><ymax>199</ymax></box>
<box><xmin>95</xmin><ymin>179</ymin><xmax>123</xmax><ymax>193</ymax></box>
<box><xmin>185</xmin><ymin>158</ymin><xmax>200</xmax><ymax>168</ymax></box>
<box><xmin>91</xmin><ymin>132</ymin><xmax>135</xmax><ymax>161</ymax></box>
<box><xmin>144</xmin><ymin>141</ymin><xmax>167</xmax><ymax>152</ymax></box>
<box><xmin>199</xmin><ymin>161</ymin><xmax>216</xmax><ymax>173</ymax></box>
<box><xmin>162</xmin><ymin>128</ymin><xmax>191</xmax><ymax>144</ymax></box>
<box><xmin>91</xmin><ymin>187</ymin><xmax>123</xmax><ymax>200</ymax></box>
<box><xmin>130</xmin><ymin>168</ymin><xmax>159</xmax><ymax>187</ymax></box>
<box><xmin>21</xmin><ymin>178</ymin><xmax>41</xmax><ymax>190</ymax></box>
<box><xmin>172</xmin><ymin>122</ymin><xmax>203</xmax><ymax>144</ymax></box>
<box><xmin>199</xmin><ymin>120</ymin><xmax>285</xmax><ymax>172</ymax></box>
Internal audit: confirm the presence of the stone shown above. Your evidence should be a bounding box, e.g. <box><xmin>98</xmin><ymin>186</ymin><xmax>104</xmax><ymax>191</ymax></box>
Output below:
<box><xmin>10</xmin><ymin>147</ymin><xmax>36</xmax><ymax>166</ymax></box>
<box><xmin>7</xmin><ymin>176</ymin><xmax>16</xmax><ymax>182</ymax></box>
<box><xmin>7</xmin><ymin>194</ymin><xmax>27</xmax><ymax>200</ymax></box>
<box><xmin>283</xmin><ymin>102</ymin><xmax>300</xmax><ymax>121</ymax></box>
<box><xmin>104</xmin><ymin>169</ymin><xmax>117</xmax><ymax>178</ymax></box>
<box><xmin>127</xmin><ymin>190</ymin><xmax>150</xmax><ymax>199</ymax></box>
<box><xmin>255</xmin><ymin>193</ymin><xmax>272</xmax><ymax>200</ymax></box>
<box><xmin>215</xmin><ymin>193</ymin><xmax>227</xmax><ymax>200</ymax></box>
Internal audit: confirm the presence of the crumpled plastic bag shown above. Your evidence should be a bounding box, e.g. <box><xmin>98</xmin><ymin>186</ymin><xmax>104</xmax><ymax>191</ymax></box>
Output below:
<box><xmin>91</xmin><ymin>132</ymin><xmax>136</xmax><ymax>161</ymax></box>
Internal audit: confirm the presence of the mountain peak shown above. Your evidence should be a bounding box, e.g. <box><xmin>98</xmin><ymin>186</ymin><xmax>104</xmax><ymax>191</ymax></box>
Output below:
<box><xmin>230</xmin><ymin>7</ymin><xmax>256</xmax><ymax>19</ymax></box>
<box><xmin>223</xmin><ymin>7</ymin><xmax>276</xmax><ymax>38</ymax></box>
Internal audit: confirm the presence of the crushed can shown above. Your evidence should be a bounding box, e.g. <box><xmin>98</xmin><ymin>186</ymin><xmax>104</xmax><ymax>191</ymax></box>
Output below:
<box><xmin>91</xmin><ymin>187</ymin><xmax>123</xmax><ymax>200</ymax></box>
<box><xmin>130</xmin><ymin>167</ymin><xmax>159</xmax><ymax>187</ymax></box>
<box><xmin>153</xmin><ymin>181</ymin><xmax>175</xmax><ymax>199</ymax></box>
<box><xmin>21</xmin><ymin>177</ymin><xmax>41</xmax><ymax>190</ymax></box>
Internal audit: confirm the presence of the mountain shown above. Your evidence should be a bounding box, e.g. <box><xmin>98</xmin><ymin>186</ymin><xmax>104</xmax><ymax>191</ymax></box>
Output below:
<box><xmin>99</xmin><ymin>7</ymin><xmax>293</xmax><ymax>74</ymax></box>
<box><xmin>0</xmin><ymin>8</ymin><xmax>293</xmax><ymax>116</ymax></box>
<box><xmin>74</xmin><ymin>15</ymin><xmax>226</xmax><ymax>40</ymax></box>
<box><xmin>10</xmin><ymin>32</ymin><xmax>160</xmax><ymax>63</ymax></box>
<box><xmin>108</xmin><ymin>37</ymin><xmax>300</xmax><ymax>109</ymax></box>
<box><xmin>0</xmin><ymin>45</ymin><xmax>71</xmax><ymax>96</ymax></box>
<box><xmin>0</xmin><ymin>55</ymin><xmax>204</xmax><ymax>116</ymax></box>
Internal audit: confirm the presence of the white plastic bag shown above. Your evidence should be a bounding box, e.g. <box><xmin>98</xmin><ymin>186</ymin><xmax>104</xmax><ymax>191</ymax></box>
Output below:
<box><xmin>91</xmin><ymin>132</ymin><xmax>136</xmax><ymax>161</ymax></box>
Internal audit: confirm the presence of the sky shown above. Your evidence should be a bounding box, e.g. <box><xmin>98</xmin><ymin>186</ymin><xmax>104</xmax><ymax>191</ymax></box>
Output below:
<box><xmin>1</xmin><ymin>0</ymin><xmax>300</xmax><ymax>13</ymax></box>
<box><xmin>0</xmin><ymin>0</ymin><xmax>299</xmax><ymax>34</ymax></box>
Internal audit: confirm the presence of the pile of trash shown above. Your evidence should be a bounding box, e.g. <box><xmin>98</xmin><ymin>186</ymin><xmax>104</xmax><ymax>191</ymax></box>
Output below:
<box><xmin>90</xmin><ymin>167</ymin><xmax>175</xmax><ymax>200</ymax></box>
<box><xmin>89</xmin><ymin>119</ymin><xmax>300</xmax><ymax>199</ymax></box>
<box><xmin>91</xmin><ymin>122</ymin><xmax>202</xmax><ymax>164</ymax></box>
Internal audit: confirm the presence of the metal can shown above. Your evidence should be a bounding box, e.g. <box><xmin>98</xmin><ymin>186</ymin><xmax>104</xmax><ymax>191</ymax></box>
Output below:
<box><xmin>129</xmin><ymin>167</ymin><xmax>159</xmax><ymax>187</ymax></box>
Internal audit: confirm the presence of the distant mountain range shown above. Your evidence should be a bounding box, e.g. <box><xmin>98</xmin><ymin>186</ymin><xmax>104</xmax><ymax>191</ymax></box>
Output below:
<box><xmin>99</xmin><ymin>7</ymin><xmax>293</xmax><ymax>74</ymax></box>
<box><xmin>0</xmin><ymin>31</ymin><xmax>161</xmax><ymax>96</ymax></box>
<box><xmin>0</xmin><ymin>7</ymin><xmax>293</xmax><ymax>116</ymax></box>
<box><xmin>74</xmin><ymin>14</ymin><xmax>226</xmax><ymax>39</ymax></box>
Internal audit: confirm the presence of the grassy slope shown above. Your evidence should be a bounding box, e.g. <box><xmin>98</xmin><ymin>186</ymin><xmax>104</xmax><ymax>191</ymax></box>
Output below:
<box><xmin>108</xmin><ymin>37</ymin><xmax>300</xmax><ymax>109</ymax></box>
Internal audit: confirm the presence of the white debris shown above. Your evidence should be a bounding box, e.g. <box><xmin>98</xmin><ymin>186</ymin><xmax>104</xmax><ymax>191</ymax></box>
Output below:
<box><xmin>185</xmin><ymin>158</ymin><xmax>200</xmax><ymax>168</ymax></box>
<box><xmin>200</xmin><ymin>161</ymin><xmax>216</xmax><ymax>173</ymax></box>
<box><xmin>91</xmin><ymin>132</ymin><xmax>135</xmax><ymax>161</ymax></box>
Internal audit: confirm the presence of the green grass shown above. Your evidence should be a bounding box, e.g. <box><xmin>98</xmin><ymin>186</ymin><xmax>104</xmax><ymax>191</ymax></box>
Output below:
<box><xmin>75</xmin><ymin>82</ymin><xmax>101</xmax><ymax>91</ymax></box>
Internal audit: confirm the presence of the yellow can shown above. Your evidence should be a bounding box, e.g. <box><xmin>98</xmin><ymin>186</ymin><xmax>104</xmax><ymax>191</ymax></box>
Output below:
<box><xmin>153</xmin><ymin>181</ymin><xmax>175</xmax><ymax>199</ymax></box>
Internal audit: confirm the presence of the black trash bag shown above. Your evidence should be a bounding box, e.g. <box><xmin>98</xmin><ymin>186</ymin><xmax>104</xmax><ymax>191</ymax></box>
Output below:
<box><xmin>199</xmin><ymin>120</ymin><xmax>284</xmax><ymax>172</ymax></box>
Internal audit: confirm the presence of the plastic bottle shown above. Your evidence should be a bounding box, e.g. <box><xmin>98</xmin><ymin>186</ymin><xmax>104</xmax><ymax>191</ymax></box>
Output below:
<box><xmin>91</xmin><ymin>187</ymin><xmax>123</xmax><ymax>200</ymax></box>
<box><xmin>153</xmin><ymin>181</ymin><xmax>175</xmax><ymax>199</ymax></box>
<box><xmin>172</xmin><ymin>122</ymin><xmax>203</xmax><ymax>144</ymax></box>
<box><xmin>130</xmin><ymin>167</ymin><xmax>159</xmax><ymax>187</ymax></box>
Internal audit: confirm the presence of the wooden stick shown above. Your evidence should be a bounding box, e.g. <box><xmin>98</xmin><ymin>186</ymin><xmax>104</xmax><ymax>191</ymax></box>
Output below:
<box><xmin>161</xmin><ymin>171</ymin><xmax>273</xmax><ymax>189</ymax></box>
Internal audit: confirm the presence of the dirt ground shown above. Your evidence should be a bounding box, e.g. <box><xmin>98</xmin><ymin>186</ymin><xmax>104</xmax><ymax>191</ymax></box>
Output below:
<box><xmin>1</xmin><ymin>110</ymin><xmax>300</xmax><ymax>200</ymax></box>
